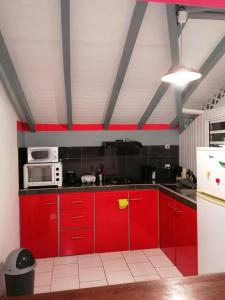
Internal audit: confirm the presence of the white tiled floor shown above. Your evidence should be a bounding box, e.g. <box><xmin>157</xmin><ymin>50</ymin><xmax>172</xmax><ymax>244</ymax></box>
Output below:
<box><xmin>34</xmin><ymin>249</ymin><xmax>183</xmax><ymax>294</ymax></box>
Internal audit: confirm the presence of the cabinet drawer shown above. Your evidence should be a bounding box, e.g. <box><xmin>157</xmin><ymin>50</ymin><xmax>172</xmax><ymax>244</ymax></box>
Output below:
<box><xmin>60</xmin><ymin>192</ymin><xmax>94</xmax><ymax>210</ymax></box>
<box><xmin>60</xmin><ymin>209</ymin><xmax>94</xmax><ymax>229</ymax></box>
<box><xmin>20</xmin><ymin>193</ymin><xmax>57</xmax><ymax>204</ymax></box>
<box><xmin>60</xmin><ymin>229</ymin><xmax>94</xmax><ymax>256</ymax></box>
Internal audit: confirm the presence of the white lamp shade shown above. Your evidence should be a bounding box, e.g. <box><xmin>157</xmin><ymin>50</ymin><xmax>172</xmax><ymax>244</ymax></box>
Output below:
<box><xmin>161</xmin><ymin>64</ymin><xmax>202</xmax><ymax>86</ymax></box>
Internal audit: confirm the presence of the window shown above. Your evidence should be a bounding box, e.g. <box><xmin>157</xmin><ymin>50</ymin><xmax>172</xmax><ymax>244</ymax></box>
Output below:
<box><xmin>209</xmin><ymin>120</ymin><xmax>225</xmax><ymax>146</ymax></box>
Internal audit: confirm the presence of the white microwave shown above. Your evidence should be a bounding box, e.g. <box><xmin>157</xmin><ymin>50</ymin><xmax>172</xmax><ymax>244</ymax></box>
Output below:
<box><xmin>27</xmin><ymin>147</ymin><xmax>58</xmax><ymax>164</ymax></box>
<box><xmin>23</xmin><ymin>162</ymin><xmax>62</xmax><ymax>189</ymax></box>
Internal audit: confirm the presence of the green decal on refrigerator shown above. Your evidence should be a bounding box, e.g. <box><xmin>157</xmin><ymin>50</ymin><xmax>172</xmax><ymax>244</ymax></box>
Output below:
<box><xmin>219</xmin><ymin>161</ymin><xmax>225</xmax><ymax>167</ymax></box>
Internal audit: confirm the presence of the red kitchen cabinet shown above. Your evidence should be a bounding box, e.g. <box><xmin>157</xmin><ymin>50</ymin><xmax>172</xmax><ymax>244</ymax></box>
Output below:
<box><xmin>60</xmin><ymin>192</ymin><xmax>94</xmax><ymax>256</ymax></box>
<box><xmin>129</xmin><ymin>190</ymin><xmax>158</xmax><ymax>250</ymax></box>
<box><xmin>159</xmin><ymin>192</ymin><xmax>176</xmax><ymax>264</ymax></box>
<box><xmin>175</xmin><ymin>201</ymin><xmax>198</xmax><ymax>276</ymax></box>
<box><xmin>159</xmin><ymin>191</ymin><xmax>198</xmax><ymax>276</ymax></box>
<box><xmin>95</xmin><ymin>191</ymin><xmax>129</xmax><ymax>253</ymax></box>
<box><xmin>20</xmin><ymin>194</ymin><xmax>58</xmax><ymax>258</ymax></box>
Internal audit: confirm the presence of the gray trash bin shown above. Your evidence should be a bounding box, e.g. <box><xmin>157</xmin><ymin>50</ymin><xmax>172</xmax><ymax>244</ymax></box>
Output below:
<box><xmin>4</xmin><ymin>248</ymin><xmax>36</xmax><ymax>297</ymax></box>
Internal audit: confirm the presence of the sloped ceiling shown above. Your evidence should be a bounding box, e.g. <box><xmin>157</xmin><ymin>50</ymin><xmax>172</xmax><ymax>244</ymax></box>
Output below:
<box><xmin>0</xmin><ymin>0</ymin><xmax>224</xmax><ymax>128</ymax></box>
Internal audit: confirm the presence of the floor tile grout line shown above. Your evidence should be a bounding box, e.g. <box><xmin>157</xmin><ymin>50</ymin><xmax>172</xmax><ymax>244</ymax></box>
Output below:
<box><xmin>141</xmin><ymin>250</ymin><xmax>155</xmax><ymax>265</ymax></box>
<box><xmin>77</xmin><ymin>256</ymin><xmax>81</xmax><ymax>289</ymax></box>
<box><xmin>121</xmin><ymin>251</ymin><xmax>135</xmax><ymax>282</ymax></box>
<box><xmin>141</xmin><ymin>250</ymin><xmax>163</xmax><ymax>279</ymax></box>
<box><xmin>50</xmin><ymin>257</ymin><xmax>55</xmax><ymax>292</ymax></box>
<box><xmin>99</xmin><ymin>253</ymin><xmax>109</xmax><ymax>286</ymax></box>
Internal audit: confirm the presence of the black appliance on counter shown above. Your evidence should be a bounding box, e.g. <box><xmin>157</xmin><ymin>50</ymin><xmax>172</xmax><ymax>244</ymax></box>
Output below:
<box><xmin>105</xmin><ymin>176</ymin><xmax>136</xmax><ymax>185</ymax></box>
<box><xmin>64</xmin><ymin>170</ymin><xmax>77</xmax><ymax>185</ymax></box>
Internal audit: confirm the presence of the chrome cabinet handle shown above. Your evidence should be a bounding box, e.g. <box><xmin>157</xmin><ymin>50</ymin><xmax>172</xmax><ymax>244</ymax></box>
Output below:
<box><xmin>173</xmin><ymin>207</ymin><xmax>182</xmax><ymax>213</ymax></box>
<box><xmin>72</xmin><ymin>236</ymin><xmax>84</xmax><ymax>240</ymax></box>
<box><xmin>71</xmin><ymin>200</ymin><xmax>83</xmax><ymax>204</ymax></box>
<box><xmin>129</xmin><ymin>198</ymin><xmax>142</xmax><ymax>201</ymax></box>
<box><xmin>43</xmin><ymin>202</ymin><xmax>55</xmax><ymax>205</ymax></box>
<box><xmin>71</xmin><ymin>216</ymin><xmax>83</xmax><ymax>219</ymax></box>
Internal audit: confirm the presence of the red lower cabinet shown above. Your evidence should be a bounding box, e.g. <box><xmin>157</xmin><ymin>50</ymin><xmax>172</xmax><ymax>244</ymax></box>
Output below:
<box><xmin>95</xmin><ymin>191</ymin><xmax>129</xmax><ymax>253</ymax></box>
<box><xmin>175</xmin><ymin>201</ymin><xmax>198</xmax><ymax>276</ymax></box>
<box><xmin>159</xmin><ymin>193</ymin><xmax>176</xmax><ymax>264</ymax></box>
<box><xmin>60</xmin><ymin>192</ymin><xmax>94</xmax><ymax>256</ymax></box>
<box><xmin>20</xmin><ymin>194</ymin><xmax>58</xmax><ymax>258</ymax></box>
<box><xmin>60</xmin><ymin>229</ymin><xmax>94</xmax><ymax>256</ymax></box>
<box><xmin>159</xmin><ymin>191</ymin><xmax>198</xmax><ymax>276</ymax></box>
<box><xmin>129</xmin><ymin>190</ymin><xmax>158</xmax><ymax>250</ymax></box>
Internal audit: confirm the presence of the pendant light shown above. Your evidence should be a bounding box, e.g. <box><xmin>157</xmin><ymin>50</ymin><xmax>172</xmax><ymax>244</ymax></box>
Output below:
<box><xmin>161</xmin><ymin>9</ymin><xmax>201</xmax><ymax>86</ymax></box>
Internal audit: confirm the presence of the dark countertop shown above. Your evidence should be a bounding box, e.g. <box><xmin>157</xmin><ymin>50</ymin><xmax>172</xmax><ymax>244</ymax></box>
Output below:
<box><xmin>19</xmin><ymin>182</ymin><xmax>197</xmax><ymax>209</ymax></box>
<box><xmin>7</xmin><ymin>272</ymin><xmax>225</xmax><ymax>300</ymax></box>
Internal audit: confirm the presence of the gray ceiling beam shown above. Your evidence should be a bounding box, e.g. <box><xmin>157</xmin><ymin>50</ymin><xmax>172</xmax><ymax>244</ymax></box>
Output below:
<box><xmin>137</xmin><ymin>82</ymin><xmax>170</xmax><ymax>129</ymax></box>
<box><xmin>103</xmin><ymin>1</ymin><xmax>148</xmax><ymax>129</ymax></box>
<box><xmin>138</xmin><ymin>4</ymin><xmax>188</xmax><ymax>129</ymax></box>
<box><xmin>0</xmin><ymin>65</ymin><xmax>26</xmax><ymax>121</ymax></box>
<box><xmin>61</xmin><ymin>0</ymin><xmax>72</xmax><ymax>130</ymax></box>
<box><xmin>0</xmin><ymin>31</ymin><xmax>36</xmax><ymax>131</ymax></box>
<box><xmin>171</xmin><ymin>35</ymin><xmax>225</xmax><ymax>128</ymax></box>
<box><xmin>166</xmin><ymin>4</ymin><xmax>184</xmax><ymax>133</ymax></box>
<box><xmin>182</xmin><ymin>35</ymin><xmax>225</xmax><ymax>105</ymax></box>
<box><xmin>166</xmin><ymin>4</ymin><xmax>180</xmax><ymax>65</ymax></box>
<box><xmin>189</xmin><ymin>12</ymin><xmax>225</xmax><ymax>21</ymax></box>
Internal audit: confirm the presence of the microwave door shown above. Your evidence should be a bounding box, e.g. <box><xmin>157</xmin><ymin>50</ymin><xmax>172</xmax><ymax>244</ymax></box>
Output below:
<box><xmin>28</xmin><ymin>165</ymin><xmax>53</xmax><ymax>184</ymax></box>
<box><xmin>31</xmin><ymin>150</ymin><xmax>50</xmax><ymax>161</ymax></box>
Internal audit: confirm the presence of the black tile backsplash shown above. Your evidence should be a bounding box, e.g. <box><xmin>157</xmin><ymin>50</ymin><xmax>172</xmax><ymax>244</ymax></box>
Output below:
<box><xmin>59</xmin><ymin>145</ymin><xmax>179</xmax><ymax>183</ymax></box>
<box><xmin>18</xmin><ymin>145</ymin><xmax>179</xmax><ymax>188</ymax></box>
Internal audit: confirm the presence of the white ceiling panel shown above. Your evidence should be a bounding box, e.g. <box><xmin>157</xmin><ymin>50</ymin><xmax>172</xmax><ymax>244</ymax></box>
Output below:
<box><xmin>147</xmin><ymin>86</ymin><xmax>177</xmax><ymax>123</ymax></box>
<box><xmin>182</xmin><ymin>19</ymin><xmax>225</xmax><ymax>69</ymax></box>
<box><xmin>0</xmin><ymin>0</ymin><xmax>66</xmax><ymax>123</ymax></box>
<box><xmin>0</xmin><ymin>0</ymin><xmax>224</xmax><ymax>127</ymax></box>
<box><xmin>184</xmin><ymin>53</ymin><xmax>225</xmax><ymax>109</ymax></box>
<box><xmin>70</xmin><ymin>0</ymin><xmax>135</xmax><ymax>123</ymax></box>
<box><xmin>111</xmin><ymin>3</ymin><xmax>172</xmax><ymax>124</ymax></box>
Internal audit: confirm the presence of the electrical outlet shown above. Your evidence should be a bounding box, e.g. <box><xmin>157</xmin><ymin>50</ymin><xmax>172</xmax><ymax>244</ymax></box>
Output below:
<box><xmin>164</xmin><ymin>164</ymin><xmax>171</xmax><ymax>169</ymax></box>
<box><xmin>165</xmin><ymin>144</ymin><xmax>170</xmax><ymax>149</ymax></box>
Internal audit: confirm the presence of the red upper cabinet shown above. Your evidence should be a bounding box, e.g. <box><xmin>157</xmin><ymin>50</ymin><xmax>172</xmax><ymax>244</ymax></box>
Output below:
<box><xmin>129</xmin><ymin>190</ymin><xmax>158</xmax><ymax>250</ymax></box>
<box><xmin>20</xmin><ymin>194</ymin><xmax>58</xmax><ymax>258</ymax></box>
<box><xmin>159</xmin><ymin>192</ymin><xmax>176</xmax><ymax>264</ymax></box>
<box><xmin>95</xmin><ymin>191</ymin><xmax>129</xmax><ymax>253</ymax></box>
<box><xmin>174</xmin><ymin>201</ymin><xmax>198</xmax><ymax>276</ymax></box>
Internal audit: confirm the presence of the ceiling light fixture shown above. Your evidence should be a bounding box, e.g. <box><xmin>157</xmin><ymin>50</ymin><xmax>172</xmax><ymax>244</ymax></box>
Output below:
<box><xmin>161</xmin><ymin>9</ymin><xmax>202</xmax><ymax>86</ymax></box>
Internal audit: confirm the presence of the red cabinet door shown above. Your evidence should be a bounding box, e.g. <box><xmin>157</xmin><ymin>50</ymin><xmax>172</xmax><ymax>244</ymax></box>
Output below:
<box><xmin>159</xmin><ymin>192</ymin><xmax>176</xmax><ymax>264</ymax></box>
<box><xmin>20</xmin><ymin>194</ymin><xmax>58</xmax><ymax>258</ymax></box>
<box><xmin>95</xmin><ymin>191</ymin><xmax>129</xmax><ymax>253</ymax></box>
<box><xmin>129</xmin><ymin>190</ymin><xmax>158</xmax><ymax>250</ymax></box>
<box><xmin>174</xmin><ymin>200</ymin><xmax>198</xmax><ymax>276</ymax></box>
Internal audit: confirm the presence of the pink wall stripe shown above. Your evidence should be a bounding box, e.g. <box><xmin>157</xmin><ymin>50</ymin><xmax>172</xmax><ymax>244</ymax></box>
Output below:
<box><xmin>17</xmin><ymin>121</ymin><xmax>176</xmax><ymax>132</ymax></box>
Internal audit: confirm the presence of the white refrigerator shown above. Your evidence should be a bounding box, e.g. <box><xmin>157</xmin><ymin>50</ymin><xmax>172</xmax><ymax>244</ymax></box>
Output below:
<box><xmin>197</xmin><ymin>147</ymin><xmax>225</xmax><ymax>200</ymax></box>
<box><xmin>197</xmin><ymin>147</ymin><xmax>225</xmax><ymax>274</ymax></box>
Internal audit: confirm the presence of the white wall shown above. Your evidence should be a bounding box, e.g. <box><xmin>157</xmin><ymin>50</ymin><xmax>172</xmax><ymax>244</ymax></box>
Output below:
<box><xmin>179</xmin><ymin>106</ymin><xmax>225</xmax><ymax>175</ymax></box>
<box><xmin>0</xmin><ymin>82</ymin><xmax>20</xmax><ymax>263</ymax></box>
